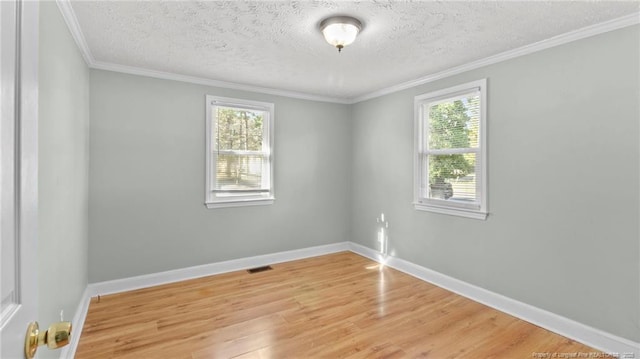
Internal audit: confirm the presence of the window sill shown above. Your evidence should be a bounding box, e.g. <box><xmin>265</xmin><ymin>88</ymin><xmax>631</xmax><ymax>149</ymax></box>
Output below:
<box><xmin>414</xmin><ymin>202</ymin><xmax>487</xmax><ymax>220</ymax></box>
<box><xmin>206</xmin><ymin>198</ymin><xmax>274</xmax><ymax>209</ymax></box>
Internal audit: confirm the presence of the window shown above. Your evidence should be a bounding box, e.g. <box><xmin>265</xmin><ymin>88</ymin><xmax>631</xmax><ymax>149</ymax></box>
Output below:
<box><xmin>414</xmin><ymin>79</ymin><xmax>487</xmax><ymax>219</ymax></box>
<box><xmin>205</xmin><ymin>96</ymin><xmax>274</xmax><ymax>208</ymax></box>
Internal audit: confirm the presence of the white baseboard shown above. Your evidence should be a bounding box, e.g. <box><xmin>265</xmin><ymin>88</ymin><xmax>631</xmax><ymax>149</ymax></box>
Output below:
<box><xmin>87</xmin><ymin>242</ymin><xmax>350</xmax><ymax>297</ymax></box>
<box><xmin>64</xmin><ymin>241</ymin><xmax>639</xmax><ymax>358</ymax></box>
<box><xmin>63</xmin><ymin>242</ymin><xmax>349</xmax><ymax>358</ymax></box>
<box><xmin>59</xmin><ymin>287</ymin><xmax>91</xmax><ymax>359</ymax></box>
<box><xmin>348</xmin><ymin>242</ymin><xmax>640</xmax><ymax>358</ymax></box>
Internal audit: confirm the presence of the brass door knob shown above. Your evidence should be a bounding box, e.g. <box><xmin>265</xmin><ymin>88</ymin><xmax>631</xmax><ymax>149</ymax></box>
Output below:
<box><xmin>25</xmin><ymin>321</ymin><xmax>72</xmax><ymax>359</ymax></box>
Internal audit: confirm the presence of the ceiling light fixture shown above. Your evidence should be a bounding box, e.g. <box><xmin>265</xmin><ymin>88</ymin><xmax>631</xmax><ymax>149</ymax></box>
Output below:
<box><xmin>320</xmin><ymin>16</ymin><xmax>362</xmax><ymax>53</ymax></box>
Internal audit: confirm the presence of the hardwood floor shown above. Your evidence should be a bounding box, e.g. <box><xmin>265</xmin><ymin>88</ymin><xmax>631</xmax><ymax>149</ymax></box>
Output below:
<box><xmin>76</xmin><ymin>252</ymin><xmax>598</xmax><ymax>358</ymax></box>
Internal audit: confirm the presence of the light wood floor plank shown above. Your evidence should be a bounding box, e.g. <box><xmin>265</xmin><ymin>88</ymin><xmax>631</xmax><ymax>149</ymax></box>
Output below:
<box><xmin>76</xmin><ymin>252</ymin><xmax>599</xmax><ymax>358</ymax></box>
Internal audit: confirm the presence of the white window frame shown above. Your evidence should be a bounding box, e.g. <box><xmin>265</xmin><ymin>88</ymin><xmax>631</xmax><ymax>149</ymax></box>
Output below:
<box><xmin>413</xmin><ymin>79</ymin><xmax>487</xmax><ymax>220</ymax></box>
<box><xmin>205</xmin><ymin>95</ymin><xmax>275</xmax><ymax>209</ymax></box>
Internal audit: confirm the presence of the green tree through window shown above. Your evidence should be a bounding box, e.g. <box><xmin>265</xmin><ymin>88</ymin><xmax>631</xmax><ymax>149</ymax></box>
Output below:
<box><xmin>206</xmin><ymin>95</ymin><xmax>274</xmax><ymax>208</ymax></box>
<box><xmin>215</xmin><ymin>107</ymin><xmax>265</xmax><ymax>189</ymax></box>
<box><xmin>414</xmin><ymin>79</ymin><xmax>486</xmax><ymax>218</ymax></box>
<box><xmin>427</xmin><ymin>96</ymin><xmax>478</xmax><ymax>186</ymax></box>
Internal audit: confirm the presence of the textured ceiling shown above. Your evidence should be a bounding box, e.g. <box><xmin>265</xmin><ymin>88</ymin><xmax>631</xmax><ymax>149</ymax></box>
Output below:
<box><xmin>69</xmin><ymin>1</ymin><xmax>639</xmax><ymax>100</ymax></box>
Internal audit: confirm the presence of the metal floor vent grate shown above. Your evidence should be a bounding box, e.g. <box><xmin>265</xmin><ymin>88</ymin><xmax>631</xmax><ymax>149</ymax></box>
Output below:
<box><xmin>247</xmin><ymin>265</ymin><xmax>273</xmax><ymax>274</ymax></box>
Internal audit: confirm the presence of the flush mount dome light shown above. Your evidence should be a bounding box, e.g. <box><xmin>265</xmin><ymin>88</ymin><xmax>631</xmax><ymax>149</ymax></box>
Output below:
<box><xmin>320</xmin><ymin>16</ymin><xmax>362</xmax><ymax>53</ymax></box>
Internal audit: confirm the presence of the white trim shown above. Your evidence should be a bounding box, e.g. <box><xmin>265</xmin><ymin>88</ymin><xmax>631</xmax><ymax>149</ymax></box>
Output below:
<box><xmin>52</xmin><ymin>1</ymin><xmax>350</xmax><ymax>104</ymax></box>
<box><xmin>88</xmin><ymin>242</ymin><xmax>349</xmax><ymax>296</ymax></box>
<box><xmin>352</xmin><ymin>13</ymin><xmax>640</xmax><ymax>103</ymax></box>
<box><xmin>55</xmin><ymin>0</ymin><xmax>94</xmax><ymax>66</ymax></box>
<box><xmin>58</xmin><ymin>287</ymin><xmax>91</xmax><ymax>359</ymax></box>
<box><xmin>93</xmin><ymin>61</ymin><xmax>350</xmax><ymax>104</ymax></box>
<box><xmin>348</xmin><ymin>242</ymin><xmax>640</xmax><ymax>358</ymax></box>
<box><xmin>205</xmin><ymin>198</ymin><xmax>274</xmax><ymax>209</ymax></box>
<box><xmin>413</xmin><ymin>203</ymin><xmax>488</xmax><ymax>220</ymax></box>
<box><xmin>55</xmin><ymin>3</ymin><xmax>639</xmax><ymax>105</ymax></box>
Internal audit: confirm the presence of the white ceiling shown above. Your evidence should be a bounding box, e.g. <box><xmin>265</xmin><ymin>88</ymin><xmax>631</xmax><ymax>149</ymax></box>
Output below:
<box><xmin>68</xmin><ymin>1</ymin><xmax>639</xmax><ymax>101</ymax></box>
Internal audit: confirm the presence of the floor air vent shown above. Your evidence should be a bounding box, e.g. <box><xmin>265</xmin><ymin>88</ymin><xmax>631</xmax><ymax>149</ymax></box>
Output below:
<box><xmin>247</xmin><ymin>265</ymin><xmax>273</xmax><ymax>274</ymax></box>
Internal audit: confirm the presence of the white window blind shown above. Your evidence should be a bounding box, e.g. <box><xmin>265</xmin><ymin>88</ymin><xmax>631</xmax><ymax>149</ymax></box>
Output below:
<box><xmin>205</xmin><ymin>96</ymin><xmax>274</xmax><ymax>208</ymax></box>
<box><xmin>414</xmin><ymin>79</ymin><xmax>487</xmax><ymax>219</ymax></box>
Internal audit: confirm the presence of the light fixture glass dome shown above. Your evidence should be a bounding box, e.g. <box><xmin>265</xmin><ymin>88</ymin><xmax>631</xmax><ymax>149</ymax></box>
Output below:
<box><xmin>320</xmin><ymin>16</ymin><xmax>362</xmax><ymax>52</ymax></box>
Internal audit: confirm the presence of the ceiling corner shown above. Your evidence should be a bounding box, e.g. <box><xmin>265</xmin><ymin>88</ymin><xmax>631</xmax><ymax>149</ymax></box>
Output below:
<box><xmin>55</xmin><ymin>0</ymin><xmax>95</xmax><ymax>66</ymax></box>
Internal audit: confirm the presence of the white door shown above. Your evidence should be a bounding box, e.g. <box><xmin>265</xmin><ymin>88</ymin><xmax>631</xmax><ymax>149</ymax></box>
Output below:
<box><xmin>1</xmin><ymin>0</ymin><xmax>39</xmax><ymax>358</ymax></box>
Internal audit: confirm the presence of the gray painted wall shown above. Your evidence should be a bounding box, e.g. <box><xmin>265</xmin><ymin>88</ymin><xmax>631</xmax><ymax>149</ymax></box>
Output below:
<box><xmin>38</xmin><ymin>2</ymin><xmax>90</xmax><ymax>357</ymax></box>
<box><xmin>350</xmin><ymin>25</ymin><xmax>640</xmax><ymax>342</ymax></box>
<box><xmin>86</xmin><ymin>24</ymin><xmax>638</xmax><ymax>343</ymax></box>
<box><xmin>88</xmin><ymin>71</ymin><xmax>352</xmax><ymax>282</ymax></box>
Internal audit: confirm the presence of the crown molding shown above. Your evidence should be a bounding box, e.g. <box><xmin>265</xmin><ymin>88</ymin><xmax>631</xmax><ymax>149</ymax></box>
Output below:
<box><xmin>350</xmin><ymin>12</ymin><xmax>640</xmax><ymax>103</ymax></box>
<box><xmin>55</xmin><ymin>0</ymin><xmax>638</xmax><ymax>105</ymax></box>
<box><xmin>56</xmin><ymin>0</ymin><xmax>94</xmax><ymax>65</ymax></box>
<box><xmin>54</xmin><ymin>0</ymin><xmax>349</xmax><ymax>104</ymax></box>
<box><xmin>91</xmin><ymin>61</ymin><xmax>351</xmax><ymax>104</ymax></box>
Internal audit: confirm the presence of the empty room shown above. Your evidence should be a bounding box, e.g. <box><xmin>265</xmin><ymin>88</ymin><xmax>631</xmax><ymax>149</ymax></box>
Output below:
<box><xmin>1</xmin><ymin>0</ymin><xmax>639</xmax><ymax>358</ymax></box>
